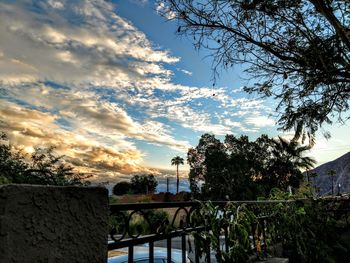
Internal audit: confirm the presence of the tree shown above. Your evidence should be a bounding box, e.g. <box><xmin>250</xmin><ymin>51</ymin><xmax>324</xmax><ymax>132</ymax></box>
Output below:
<box><xmin>159</xmin><ymin>0</ymin><xmax>350</xmax><ymax>142</ymax></box>
<box><xmin>0</xmin><ymin>133</ymin><xmax>29</xmax><ymax>184</ymax></box>
<box><xmin>327</xmin><ymin>169</ymin><xmax>337</xmax><ymax>196</ymax></box>
<box><xmin>188</xmin><ymin>134</ymin><xmax>265</xmax><ymax>200</ymax></box>
<box><xmin>28</xmin><ymin>147</ymin><xmax>90</xmax><ymax>186</ymax></box>
<box><xmin>266</xmin><ymin>136</ymin><xmax>317</xmax><ymax>190</ymax></box>
<box><xmin>171</xmin><ymin>156</ymin><xmax>184</xmax><ymax>193</ymax></box>
<box><xmin>188</xmin><ymin>133</ymin><xmax>316</xmax><ymax>200</ymax></box>
<box><xmin>113</xmin><ymin>181</ymin><xmax>132</xmax><ymax>196</ymax></box>
<box><xmin>188</xmin><ymin>134</ymin><xmax>223</xmax><ymax>197</ymax></box>
<box><xmin>131</xmin><ymin>174</ymin><xmax>158</xmax><ymax>194</ymax></box>
<box><xmin>0</xmin><ymin>132</ymin><xmax>90</xmax><ymax>186</ymax></box>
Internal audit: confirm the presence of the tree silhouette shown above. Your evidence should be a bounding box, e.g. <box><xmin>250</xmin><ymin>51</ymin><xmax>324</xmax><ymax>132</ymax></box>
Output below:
<box><xmin>113</xmin><ymin>181</ymin><xmax>132</xmax><ymax>196</ymax></box>
<box><xmin>0</xmin><ymin>133</ymin><xmax>28</xmax><ymax>184</ymax></box>
<box><xmin>267</xmin><ymin>136</ymin><xmax>316</xmax><ymax>190</ymax></box>
<box><xmin>309</xmin><ymin>171</ymin><xmax>319</xmax><ymax>196</ymax></box>
<box><xmin>171</xmin><ymin>156</ymin><xmax>184</xmax><ymax>193</ymax></box>
<box><xmin>159</xmin><ymin>0</ymin><xmax>350</xmax><ymax>143</ymax></box>
<box><xmin>188</xmin><ymin>133</ymin><xmax>316</xmax><ymax>199</ymax></box>
<box><xmin>131</xmin><ymin>174</ymin><xmax>158</xmax><ymax>194</ymax></box>
<box><xmin>0</xmin><ymin>134</ymin><xmax>90</xmax><ymax>186</ymax></box>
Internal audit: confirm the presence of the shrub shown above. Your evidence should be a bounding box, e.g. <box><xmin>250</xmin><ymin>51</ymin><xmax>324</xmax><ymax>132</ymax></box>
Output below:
<box><xmin>113</xmin><ymin>181</ymin><xmax>132</xmax><ymax>196</ymax></box>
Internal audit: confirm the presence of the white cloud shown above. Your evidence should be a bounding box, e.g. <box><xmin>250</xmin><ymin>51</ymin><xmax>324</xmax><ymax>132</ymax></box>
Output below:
<box><xmin>0</xmin><ymin>0</ymin><xmax>178</xmax><ymax>88</ymax></box>
<box><xmin>1</xmin><ymin>84</ymin><xmax>191</xmax><ymax>152</ymax></box>
<box><xmin>245</xmin><ymin>115</ymin><xmax>275</xmax><ymax>127</ymax></box>
<box><xmin>0</xmin><ymin>0</ymin><xmax>274</xmax><ymax>179</ymax></box>
<box><xmin>156</xmin><ymin>2</ymin><xmax>176</xmax><ymax>20</ymax></box>
<box><xmin>47</xmin><ymin>0</ymin><xmax>64</xmax><ymax>9</ymax></box>
<box><xmin>177</xmin><ymin>68</ymin><xmax>193</xmax><ymax>76</ymax></box>
<box><xmin>129</xmin><ymin>0</ymin><xmax>148</xmax><ymax>6</ymax></box>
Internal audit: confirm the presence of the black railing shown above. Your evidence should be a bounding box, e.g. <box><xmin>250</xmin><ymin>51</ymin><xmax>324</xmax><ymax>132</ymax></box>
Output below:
<box><xmin>108</xmin><ymin>200</ymin><xmax>295</xmax><ymax>263</ymax></box>
<box><xmin>108</xmin><ymin>199</ymin><xmax>350</xmax><ymax>263</ymax></box>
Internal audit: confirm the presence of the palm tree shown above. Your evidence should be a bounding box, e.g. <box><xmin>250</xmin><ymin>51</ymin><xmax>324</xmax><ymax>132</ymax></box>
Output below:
<box><xmin>269</xmin><ymin>136</ymin><xmax>316</xmax><ymax>189</ymax></box>
<box><xmin>327</xmin><ymin>169</ymin><xmax>337</xmax><ymax>196</ymax></box>
<box><xmin>171</xmin><ymin>156</ymin><xmax>184</xmax><ymax>194</ymax></box>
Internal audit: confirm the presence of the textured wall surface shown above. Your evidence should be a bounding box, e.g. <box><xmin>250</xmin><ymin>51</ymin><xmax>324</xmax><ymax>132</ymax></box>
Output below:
<box><xmin>0</xmin><ymin>184</ymin><xmax>109</xmax><ymax>263</ymax></box>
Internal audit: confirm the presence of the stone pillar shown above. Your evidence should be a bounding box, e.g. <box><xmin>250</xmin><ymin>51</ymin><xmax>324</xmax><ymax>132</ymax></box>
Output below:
<box><xmin>0</xmin><ymin>184</ymin><xmax>109</xmax><ymax>263</ymax></box>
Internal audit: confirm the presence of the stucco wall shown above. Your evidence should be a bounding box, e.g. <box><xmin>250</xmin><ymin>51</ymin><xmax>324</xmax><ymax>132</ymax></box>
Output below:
<box><xmin>0</xmin><ymin>184</ymin><xmax>109</xmax><ymax>263</ymax></box>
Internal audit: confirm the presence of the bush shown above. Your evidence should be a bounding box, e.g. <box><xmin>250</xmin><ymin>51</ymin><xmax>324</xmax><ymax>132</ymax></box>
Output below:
<box><xmin>110</xmin><ymin>209</ymin><xmax>169</xmax><ymax>237</ymax></box>
<box><xmin>113</xmin><ymin>181</ymin><xmax>132</xmax><ymax>196</ymax></box>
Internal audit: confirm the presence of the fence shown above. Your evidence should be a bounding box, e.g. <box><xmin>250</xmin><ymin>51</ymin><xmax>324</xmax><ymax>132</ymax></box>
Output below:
<box><xmin>107</xmin><ymin>200</ymin><xmax>299</xmax><ymax>263</ymax></box>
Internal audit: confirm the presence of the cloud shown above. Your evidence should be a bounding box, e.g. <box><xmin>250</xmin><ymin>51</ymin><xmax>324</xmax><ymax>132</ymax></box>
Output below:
<box><xmin>0</xmin><ymin>100</ymin><xmax>157</xmax><ymax>179</ymax></box>
<box><xmin>0</xmin><ymin>0</ymin><xmax>273</xmax><ymax>181</ymax></box>
<box><xmin>177</xmin><ymin>68</ymin><xmax>193</xmax><ymax>76</ymax></box>
<box><xmin>0</xmin><ymin>0</ymin><xmax>178</xmax><ymax>88</ymax></box>
<box><xmin>245</xmin><ymin>115</ymin><xmax>275</xmax><ymax>127</ymax></box>
<box><xmin>155</xmin><ymin>2</ymin><xmax>176</xmax><ymax>20</ymax></box>
<box><xmin>1</xmin><ymin>84</ymin><xmax>191</xmax><ymax>152</ymax></box>
<box><xmin>129</xmin><ymin>0</ymin><xmax>148</xmax><ymax>6</ymax></box>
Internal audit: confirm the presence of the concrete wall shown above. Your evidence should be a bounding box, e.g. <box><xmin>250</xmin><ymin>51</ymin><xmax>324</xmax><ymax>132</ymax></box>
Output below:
<box><xmin>0</xmin><ymin>184</ymin><xmax>109</xmax><ymax>263</ymax></box>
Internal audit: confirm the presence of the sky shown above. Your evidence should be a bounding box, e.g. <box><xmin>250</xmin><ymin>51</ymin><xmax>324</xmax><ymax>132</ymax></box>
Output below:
<box><xmin>0</xmin><ymin>0</ymin><xmax>349</xmax><ymax>188</ymax></box>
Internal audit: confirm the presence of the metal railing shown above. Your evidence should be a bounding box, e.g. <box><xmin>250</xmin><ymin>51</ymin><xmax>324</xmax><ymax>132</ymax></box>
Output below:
<box><xmin>108</xmin><ymin>200</ymin><xmax>295</xmax><ymax>263</ymax></box>
<box><xmin>108</xmin><ymin>198</ymin><xmax>350</xmax><ymax>263</ymax></box>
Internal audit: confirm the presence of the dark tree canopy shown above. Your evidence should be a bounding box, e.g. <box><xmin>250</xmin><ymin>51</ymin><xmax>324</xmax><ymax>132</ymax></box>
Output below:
<box><xmin>188</xmin><ymin>133</ymin><xmax>316</xmax><ymax>200</ymax></box>
<box><xmin>131</xmin><ymin>174</ymin><xmax>158</xmax><ymax>194</ymax></box>
<box><xmin>0</xmin><ymin>132</ymin><xmax>90</xmax><ymax>186</ymax></box>
<box><xmin>113</xmin><ymin>181</ymin><xmax>132</xmax><ymax>196</ymax></box>
<box><xmin>0</xmin><ymin>133</ymin><xmax>28</xmax><ymax>184</ymax></box>
<box><xmin>159</xmin><ymin>0</ymin><xmax>350</xmax><ymax>142</ymax></box>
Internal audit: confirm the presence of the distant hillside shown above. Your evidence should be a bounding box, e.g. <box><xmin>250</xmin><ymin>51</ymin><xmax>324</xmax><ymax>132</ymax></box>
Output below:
<box><xmin>309</xmin><ymin>152</ymin><xmax>350</xmax><ymax>195</ymax></box>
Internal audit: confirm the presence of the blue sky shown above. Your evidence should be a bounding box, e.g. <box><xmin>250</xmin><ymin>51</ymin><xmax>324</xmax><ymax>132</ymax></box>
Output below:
<box><xmin>0</xmin><ymin>0</ymin><xmax>349</xmax><ymax>185</ymax></box>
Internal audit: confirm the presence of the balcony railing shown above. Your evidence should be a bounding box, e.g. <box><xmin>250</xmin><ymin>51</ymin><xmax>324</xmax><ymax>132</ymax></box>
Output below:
<box><xmin>108</xmin><ymin>199</ymin><xmax>350</xmax><ymax>263</ymax></box>
<box><xmin>108</xmin><ymin>200</ymin><xmax>298</xmax><ymax>263</ymax></box>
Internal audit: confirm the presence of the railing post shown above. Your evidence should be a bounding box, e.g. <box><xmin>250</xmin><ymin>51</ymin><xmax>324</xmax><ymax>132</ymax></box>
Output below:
<box><xmin>251</xmin><ymin>222</ymin><xmax>257</xmax><ymax>258</ymax></box>
<box><xmin>167</xmin><ymin>237</ymin><xmax>172</xmax><ymax>263</ymax></box>
<box><xmin>261</xmin><ymin>219</ymin><xmax>267</xmax><ymax>258</ymax></box>
<box><xmin>149</xmin><ymin>241</ymin><xmax>154</xmax><ymax>263</ymax></box>
<box><xmin>181</xmin><ymin>233</ymin><xmax>186</xmax><ymax>263</ymax></box>
<box><xmin>224</xmin><ymin>225</ymin><xmax>229</xmax><ymax>253</ymax></box>
<box><xmin>195</xmin><ymin>244</ymin><xmax>200</xmax><ymax>263</ymax></box>
<box><xmin>128</xmin><ymin>245</ymin><xmax>133</xmax><ymax>263</ymax></box>
<box><xmin>206</xmin><ymin>237</ymin><xmax>211</xmax><ymax>263</ymax></box>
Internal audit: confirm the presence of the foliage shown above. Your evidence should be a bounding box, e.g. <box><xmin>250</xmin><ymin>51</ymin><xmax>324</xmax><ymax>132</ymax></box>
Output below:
<box><xmin>109</xmin><ymin>209</ymin><xmax>169</xmax><ymax>238</ymax></box>
<box><xmin>148</xmin><ymin>210</ymin><xmax>169</xmax><ymax>227</ymax></box>
<box><xmin>188</xmin><ymin>133</ymin><xmax>315</xmax><ymax>200</ymax></box>
<box><xmin>171</xmin><ymin>156</ymin><xmax>185</xmax><ymax>193</ymax></box>
<box><xmin>192</xmin><ymin>199</ymin><xmax>347</xmax><ymax>263</ymax></box>
<box><xmin>190</xmin><ymin>202</ymin><xmax>257</xmax><ymax>262</ymax></box>
<box><xmin>28</xmin><ymin>147</ymin><xmax>90</xmax><ymax>186</ymax></box>
<box><xmin>270</xmin><ymin>200</ymin><xmax>344</xmax><ymax>263</ymax></box>
<box><xmin>269</xmin><ymin>181</ymin><xmax>315</xmax><ymax>200</ymax></box>
<box><xmin>131</xmin><ymin>174</ymin><xmax>158</xmax><ymax>194</ymax></box>
<box><xmin>0</xmin><ymin>133</ymin><xmax>29</xmax><ymax>183</ymax></box>
<box><xmin>129</xmin><ymin>209</ymin><xmax>170</xmax><ymax>236</ymax></box>
<box><xmin>113</xmin><ymin>181</ymin><xmax>132</xmax><ymax>196</ymax></box>
<box><xmin>266</xmin><ymin>136</ymin><xmax>316</xmax><ymax>190</ymax></box>
<box><xmin>0</xmin><ymin>132</ymin><xmax>90</xmax><ymax>186</ymax></box>
<box><xmin>108</xmin><ymin>195</ymin><xmax>120</xmax><ymax>205</ymax></box>
<box><xmin>159</xmin><ymin>0</ymin><xmax>350</xmax><ymax>142</ymax></box>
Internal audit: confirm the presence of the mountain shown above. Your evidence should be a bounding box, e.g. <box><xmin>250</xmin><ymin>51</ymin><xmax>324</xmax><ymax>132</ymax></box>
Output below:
<box><xmin>308</xmin><ymin>152</ymin><xmax>350</xmax><ymax>195</ymax></box>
